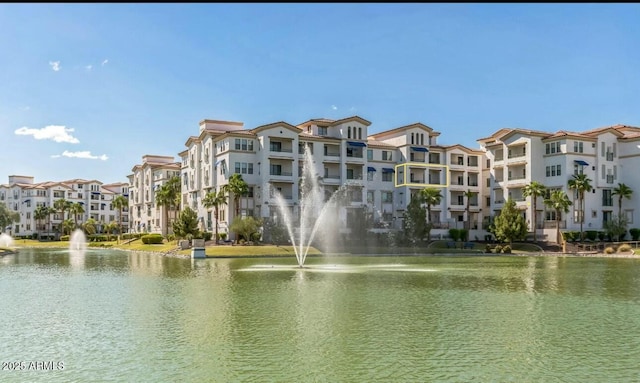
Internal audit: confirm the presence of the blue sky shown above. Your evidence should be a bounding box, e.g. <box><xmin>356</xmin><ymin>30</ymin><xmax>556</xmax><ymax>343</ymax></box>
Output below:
<box><xmin>1</xmin><ymin>3</ymin><xmax>640</xmax><ymax>184</ymax></box>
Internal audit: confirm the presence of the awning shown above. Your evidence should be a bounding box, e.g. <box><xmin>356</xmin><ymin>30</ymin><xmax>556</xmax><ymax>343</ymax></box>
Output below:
<box><xmin>574</xmin><ymin>160</ymin><xmax>589</xmax><ymax>166</ymax></box>
<box><xmin>123</xmin><ymin>194</ymin><xmax>128</xmax><ymax>197</ymax></box>
<box><xmin>22</xmin><ymin>199</ymin><xmax>30</xmax><ymax>203</ymax></box>
<box><xmin>347</xmin><ymin>141</ymin><xmax>367</xmax><ymax>147</ymax></box>
<box><xmin>215</xmin><ymin>160</ymin><xmax>222</xmax><ymax>166</ymax></box>
<box><xmin>367</xmin><ymin>167</ymin><xmax>376</xmax><ymax>172</ymax></box>
<box><xmin>91</xmin><ymin>192</ymin><xmax>100</xmax><ymax>195</ymax></box>
<box><xmin>411</xmin><ymin>146</ymin><xmax>429</xmax><ymax>152</ymax></box>
<box><xmin>382</xmin><ymin>168</ymin><xmax>395</xmax><ymax>173</ymax></box>
<box><xmin>79</xmin><ymin>202</ymin><xmax>84</xmax><ymax>205</ymax></box>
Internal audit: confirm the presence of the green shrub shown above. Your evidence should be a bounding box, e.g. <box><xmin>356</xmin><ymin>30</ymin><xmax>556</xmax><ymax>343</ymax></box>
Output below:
<box><xmin>618</xmin><ymin>244</ymin><xmax>632</xmax><ymax>253</ymax></box>
<box><xmin>166</xmin><ymin>234</ymin><xmax>176</xmax><ymax>242</ymax></box>
<box><xmin>629</xmin><ymin>228</ymin><xmax>640</xmax><ymax>241</ymax></box>
<box><xmin>604</xmin><ymin>246</ymin><xmax>615</xmax><ymax>254</ymax></box>
<box><xmin>597</xmin><ymin>231</ymin><xmax>606</xmax><ymax>241</ymax></box>
<box><xmin>60</xmin><ymin>235</ymin><xmax>70</xmax><ymax>241</ymax></box>
<box><xmin>203</xmin><ymin>232</ymin><xmax>213</xmax><ymax>241</ymax></box>
<box><xmin>494</xmin><ymin>245</ymin><xmax>503</xmax><ymax>254</ymax></box>
<box><xmin>459</xmin><ymin>229</ymin><xmax>468</xmax><ymax>242</ymax></box>
<box><xmin>141</xmin><ymin>234</ymin><xmax>164</xmax><ymax>244</ymax></box>
<box><xmin>502</xmin><ymin>245</ymin><xmax>512</xmax><ymax>254</ymax></box>
<box><xmin>485</xmin><ymin>244</ymin><xmax>492</xmax><ymax>253</ymax></box>
<box><xmin>218</xmin><ymin>233</ymin><xmax>227</xmax><ymax>240</ymax></box>
<box><xmin>585</xmin><ymin>231</ymin><xmax>598</xmax><ymax>241</ymax></box>
<box><xmin>449</xmin><ymin>229</ymin><xmax>460</xmax><ymax>241</ymax></box>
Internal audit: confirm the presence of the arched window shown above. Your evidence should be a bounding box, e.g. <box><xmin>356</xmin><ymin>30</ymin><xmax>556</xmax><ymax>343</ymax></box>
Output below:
<box><xmin>359</xmin><ymin>127</ymin><xmax>362</xmax><ymax>140</ymax></box>
<box><xmin>348</xmin><ymin>126</ymin><xmax>351</xmax><ymax>139</ymax></box>
<box><xmin>411</xmin><ymin>133</ymin><xmax>414</xmax><ymax>144</ymax></box>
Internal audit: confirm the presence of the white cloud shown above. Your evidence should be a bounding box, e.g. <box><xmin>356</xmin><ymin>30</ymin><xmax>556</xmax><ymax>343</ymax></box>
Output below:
<box><xmin>51</xmin><ymin>150</ymin><xmax>109</xmax><ymax>161</ymax></box>
<box><xmin>331</xmin><ymin>105</ymin><xmax>338</xmax><ymax>110</ymax></box>
<box><xmin>14</xmin><ymin>125</ymin><xmax>80</xmax><ymax>144</ymax></box>
<box><xmin>85</xmin><ymin>65</ymin><xmax>93</xmax><ymax>71</ymax></box>
<box><xmin>101</xmin><ymin>59</ymin><xmax>108</xmax><ymax>66</ymax></box>
<box><xmin>49</xmin><ymin>61</ymin><xmax>61</xmax><ymax>71</ymax></box>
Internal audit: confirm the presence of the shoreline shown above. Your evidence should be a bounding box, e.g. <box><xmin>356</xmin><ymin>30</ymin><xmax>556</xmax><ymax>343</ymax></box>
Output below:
<box><xmin>8</xmin><ymin>244</ymin><xmax>639</xmax><ymax>260</ymax></box>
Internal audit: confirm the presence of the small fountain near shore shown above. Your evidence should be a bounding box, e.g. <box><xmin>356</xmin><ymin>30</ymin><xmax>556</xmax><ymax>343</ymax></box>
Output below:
<box><xmin>69</xmin><ymin>229</ymin><xmax>88</xmax><ymax>252</ymax></box>
<box><xmin>272</xmin><ymin>148</ymin><xmax>347</xmax><ymax>268</ymax></box>
<box><xmin>0</xmin><ymin>233</ymin><xmax>14</xmax><ymax>248</ymax></box>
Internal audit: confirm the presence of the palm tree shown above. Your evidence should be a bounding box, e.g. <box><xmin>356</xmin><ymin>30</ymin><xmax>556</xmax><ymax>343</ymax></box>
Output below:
<box><xmin>544</xmin><ymin>190</ymin><xmax>573</xmax><ymax>245</ymax></box>
<box><xmin>34</xmin><ymin>205</ymin><xmax>49</xmax><ymax>239</ymax></box>
<box><xmin>223</xmin><ymin>173</ymin><xmax>249</xmax><ymax>219</ymax></box>
<box><xmin>420</xmin><ymin>187</ymin><xmax>442</xmax><ymax>226</ymax></box>
<box><xmin>463</xmin><ymin>189</ymin><xmax>478</xmax><ymax>231</ymax></box>
<box><xmin>612</xmin><ymin>183</ymin><xmax>633</xmax><ymax>218</ymax></box>
<box><xmin>83</xmin><ymin>218</ymin><xmax>98</xmax><ymax>236</ymax></box>
<box><xmin>112</xmin><ymin>195</ymin><xmax>128</xmax><ymax>243</ymax></box>
<box><xmin>202</xmin><ymin>189</ymin><xmax>227</xmax><ymax>245</ymax></box>
<box><xmin>567</xmin><ymin>173</ymin><xmax>592</xmax><ymax>241</ymax></box>
<box><xmin>45</xmin><ymin>206</ymin><xmax>57</xmax><ymax>239</ymax></box>
<box><xmin>53</xmin><ymin>199</ymin><xmax>72</xmax><ymax>236</ymax></box>
<box><xmin>69</xmin><ymin>202</ymin><xmax>85</xmax><ymax>229</ymax></box>
<box><xmin>155</xmin><ymin>176</ymin><xmax>182</xmax><ymax>236</ymax></box>
<box><xmin>522</xmin><ymin>181</ymin><xmax>547</xmax><ymax>242</ymax></box>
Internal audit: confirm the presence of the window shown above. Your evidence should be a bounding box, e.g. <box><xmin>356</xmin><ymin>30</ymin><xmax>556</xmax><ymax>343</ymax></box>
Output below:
<box><xmin>556</xmin><ymin>164</ymin><xmax>561</xmax><ymax>176</ymax></box>
<box><xmin>601</xmin><ymin>141</ymin><xmax>605</xmax><ymax>157</ymax></box>
<box><xmin>235</xmin><ymin>139</ymin><xmax>253</xmax><ymax>151</ymax></box>
<box><xmin>367</xmin><ymin>149</ymin><xmax>373</xmax><ymax>161</ymax></box>
<box><xmin>367</xmin><ymin>171</ymin><xmax>374</xmax><ymax>181</ymax></box>
<box><xmin>270</xmin><ymin>141</ymin><xmax>282</xmax><ymax>152</ymax></box>
<box><xmin>359</xmin><ymin>127</ymin><xmax>362</xmax><ymax>140</ymax></box>
<box><xmin>381</xmin><ymin>191</ymin><xmax>393</xmax><ymax>203</ymax></box>
<box><xmin>347</xmin><ymin>126</ymin><xmax>351</xmax><ymax>139</ymax></box>
<box><xmin>602</xmin><ymin>189</ymin><xmax>613</xmax><ymax>207</ymax></box>
<box><xmin>318</xmin><ymin>127</ymin><xmax>327</xmax><ymax>136</ymax></box>
<box><xmin>382</xmin><ymin>172</ymin><xmax>393</xmax><ymax>182</ymax></box>
<box><xmin>235</xmin><ymin>162</ymin><xmax>254</xmax><ymax>175</ymax></box>
<box><xmin>367</xmin><ymin>191</ymin><xmax>374</xmax><ymax>203</ymax></box>
<box><xmin>574</xmin><ymin>141</ymin><xmax>583</xmax><ymax>153</ymax></box>
<box><xmin>411</xmin><ymin>133</ymin><xmax>414</xmax><ymax>144</ymax></box>
<box><xmin>346</xmin><ymin>169</ymin><xmax>354</xmax><ymax>180</ymax></box>
<box><xmin>545</xmin><ymin>210</ymin><xmax>558</xmax><ymax>221</ymax></box>
<box><xmin>382</xmin><ymin>151</ymin><xmax>392</xmax><ymax>161</ymax></box>
<box><xmin>457</xmin><ymin>195</ymin><xmax>464</xmax><ymax>205</ymax></box>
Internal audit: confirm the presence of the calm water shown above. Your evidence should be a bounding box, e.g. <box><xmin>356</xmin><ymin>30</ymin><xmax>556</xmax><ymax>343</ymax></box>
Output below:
<box><xmin>1</xmin><ymin>249</ymin><xmax>640</xmax><ymax>382</ymax></box>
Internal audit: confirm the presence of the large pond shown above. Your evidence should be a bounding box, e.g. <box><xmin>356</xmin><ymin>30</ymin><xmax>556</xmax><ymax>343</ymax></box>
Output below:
<box><xmin>1</xmin><ymin>248</ymin><xmax>639</xmax><ymax>382</ymax></box>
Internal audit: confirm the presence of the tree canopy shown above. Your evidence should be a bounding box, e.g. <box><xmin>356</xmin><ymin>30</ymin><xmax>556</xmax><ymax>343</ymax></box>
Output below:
<box><xmin>492</xmin><ymin>199</ymin><xmax>527</xmax><ymax>245</ymax></box>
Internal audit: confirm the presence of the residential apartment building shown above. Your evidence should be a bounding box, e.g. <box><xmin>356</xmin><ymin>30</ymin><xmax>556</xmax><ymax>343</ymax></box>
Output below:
<box><xmin>179</xmin><ymin>116</ymin><xmax>490</xmax><ymax>240</ymax></box>
<box><xmin>127</xmin><ymin>155</ymin><xmax>181</xmax><ymax>234</ymax></box>
<box><xmin>0</xmin><ymin>175</ymin><xmax>129</xmax><ymax>237</ymax></box>
<box><xmin>479</xmin><ymin>125</ymin><xmax>640</xmax><ymax>242</ymax></box>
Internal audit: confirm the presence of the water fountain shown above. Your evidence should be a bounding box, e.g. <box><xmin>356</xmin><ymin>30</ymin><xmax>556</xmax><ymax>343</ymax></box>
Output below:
<box><xmin>272</xmin><ymin>148</ymin><xmax>346</xmax><ymax>268</ymax></box>
<box><xmin>69</xmin><ymin>229</ymin><xmax>88</xmax><ymax>252</ymax></box>
<box><xmin>0</xmin><ymin>233</ymin><xmax>14</xmax><ymax>248</ymax></box>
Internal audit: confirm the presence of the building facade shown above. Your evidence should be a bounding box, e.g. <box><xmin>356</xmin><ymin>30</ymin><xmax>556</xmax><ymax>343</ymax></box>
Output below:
<box><xmin>178</xmin><ymin>116</ymin><xmax>491</xmax><ymax>241</ymax></box>
<box><xmin>479</xmin><ymin>125</ymin><xmax>640</xmax><ymax>242</ymax></box>
<box><xmin>127</xmin><ymin>155</ymin><xmax>181</xmax><ymax>234</ymax></box>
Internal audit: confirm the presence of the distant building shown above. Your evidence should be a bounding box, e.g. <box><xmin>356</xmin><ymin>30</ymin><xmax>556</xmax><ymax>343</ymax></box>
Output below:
<box><xmin>0</xmin><ymin>175</ymin><xmax>129</xmax><ymax>237</ymax></box>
